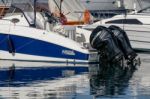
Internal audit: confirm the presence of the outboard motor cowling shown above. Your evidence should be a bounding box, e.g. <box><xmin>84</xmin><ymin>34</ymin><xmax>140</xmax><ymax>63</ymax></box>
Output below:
<box><xmin>109</xmin><ymin>25</ymin><xmax>137</xmax><ymax>60</ymax></box>
<box><xmin>90</xmin><ymin>26</ymin><xmax>123</xmax><ymax>62</ymax></box>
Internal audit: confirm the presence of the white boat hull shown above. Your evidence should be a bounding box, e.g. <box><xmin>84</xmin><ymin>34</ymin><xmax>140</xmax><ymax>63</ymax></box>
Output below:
<box><xmin>116</xmin><ymin>24</ymin><xmax>150</xmax><ymax>52</ymax></box>
<box><xmin>0</xmin><ymin>18</ymin><xmax>89</xmax><ymax>63</ymax></box>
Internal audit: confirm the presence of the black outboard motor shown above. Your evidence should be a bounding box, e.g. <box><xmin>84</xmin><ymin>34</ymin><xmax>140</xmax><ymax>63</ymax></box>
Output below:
<box><xmin>90</xmin><ymin>26</ymin><xmax>123</xmax><ymax>63</ymax></box>
<box><xmin>109</xmin><ymin>25</ymin><xmax>137</xmax><ymax>61</ymax></box>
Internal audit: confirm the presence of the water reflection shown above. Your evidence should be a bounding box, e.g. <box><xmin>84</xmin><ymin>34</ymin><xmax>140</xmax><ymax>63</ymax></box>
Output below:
<box><xmin>0</xmin><ymin>61</ymin><xmax>89</xmax><ymax>99</ymax></box>
<box><xmin>0</xmin><ymin>54</ymin><xmax>150</xmax><ymax>99</ymax></box>
<box><xmin>0</xmin><ymin>61</ymin><xmax>88</xmax><ymax>87</ymax></box>
<box><xmin>89</xmin><ymin>62</ymin><xmax>138</xmax><ymax>98</ymax></box>
<box><xmin>0</xmin><ymin>74</ymin><xmax>89</xmax><ymax>99</ymax></box>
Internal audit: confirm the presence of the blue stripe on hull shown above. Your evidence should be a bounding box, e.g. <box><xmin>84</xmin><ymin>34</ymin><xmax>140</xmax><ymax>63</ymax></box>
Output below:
<box><xmin>0</xmin><ymin>66</ymin><xmax>88</xmax><ymax>87</ymax></box>
<box><xmin>0</xmin><ymin>34</ymin><xmax>88</xmax><ymax>60</ymax></box>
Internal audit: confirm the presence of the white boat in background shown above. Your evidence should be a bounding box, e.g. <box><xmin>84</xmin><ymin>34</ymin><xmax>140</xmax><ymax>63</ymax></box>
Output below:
<box><xmin>0</xmin><ymin>0</ymin><xmax>89</xmax><ymax>63</ymax></box>
<box><xmin>97</xmin><ymin>12</ymin><xmax>150</xmax><ymax>52</ymax></box>
<box><xmin>76</xmin><ymin>7</ymin><xmax>150</xmax><ymax>52</ymax></box>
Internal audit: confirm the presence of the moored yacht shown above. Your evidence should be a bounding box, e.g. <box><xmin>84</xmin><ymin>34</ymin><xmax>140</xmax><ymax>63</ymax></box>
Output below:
<box><xmin>95</xmin><ymin>8</ymin><xmax>150</xmax><ymax>52</ymax></box>
<box><xmin>0</xmin><ymin>0</ymin><xmax>89</xmax><ymax>63</ymax></box>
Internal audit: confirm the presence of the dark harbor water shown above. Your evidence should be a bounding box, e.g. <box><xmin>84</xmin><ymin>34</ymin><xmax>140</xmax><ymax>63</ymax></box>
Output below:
<box><xmin>0</xmin><ymin>54</ymin><xmax>150</xmax><ymax>99</ymax></box>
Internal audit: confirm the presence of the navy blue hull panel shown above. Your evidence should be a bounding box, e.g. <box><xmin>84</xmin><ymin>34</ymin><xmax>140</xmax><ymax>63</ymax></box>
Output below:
<box><xmin>0</xmin><ymin>34</ymin><xmax>88</xmax><ymax>60</ymax></box>
<box><xmin>0</xmin><ymin>66</ymin><xmax>88</xmax><ymax>87</ymax></box>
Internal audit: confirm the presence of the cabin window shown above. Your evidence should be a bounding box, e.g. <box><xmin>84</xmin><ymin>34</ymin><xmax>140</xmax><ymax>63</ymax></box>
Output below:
<box><xmin>106</xmin><ymin>19</ymin><xmax>143</xmax><ymax>25</ymax></box>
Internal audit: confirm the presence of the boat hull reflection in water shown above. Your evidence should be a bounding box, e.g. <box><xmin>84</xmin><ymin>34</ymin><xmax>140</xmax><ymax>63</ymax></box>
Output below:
<box><xmin>0</xmin><ymin>61</ymin><xmax>88</xmax><ymax>87</ymax></box>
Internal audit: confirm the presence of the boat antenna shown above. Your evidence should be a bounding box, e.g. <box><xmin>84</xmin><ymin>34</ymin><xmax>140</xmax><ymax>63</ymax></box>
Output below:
<box><xmin>33</xmin><ymin>0</ymin><xmax>37</xmax><ymax>27</ymax></box>
<box><xmin>123</xmin><ymin>9</ymin><xmax>127</xmax><ymax>30</ymax></box>
<box><xmin>60</xmin><ymin>0</ymin><xmax>63</xmax><ymax>15</ymax></box>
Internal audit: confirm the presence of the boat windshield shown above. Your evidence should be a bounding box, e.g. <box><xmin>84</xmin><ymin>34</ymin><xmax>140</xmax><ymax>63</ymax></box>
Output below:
<box><xmin>5</xmin><ymin>0</ymin><xmax>35</xmax><ymax>25</ymax></box>
<box><xmin>4</xmin><ymin>0</ymin><xmax>49</xmax><ymax>28</ymax></box>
